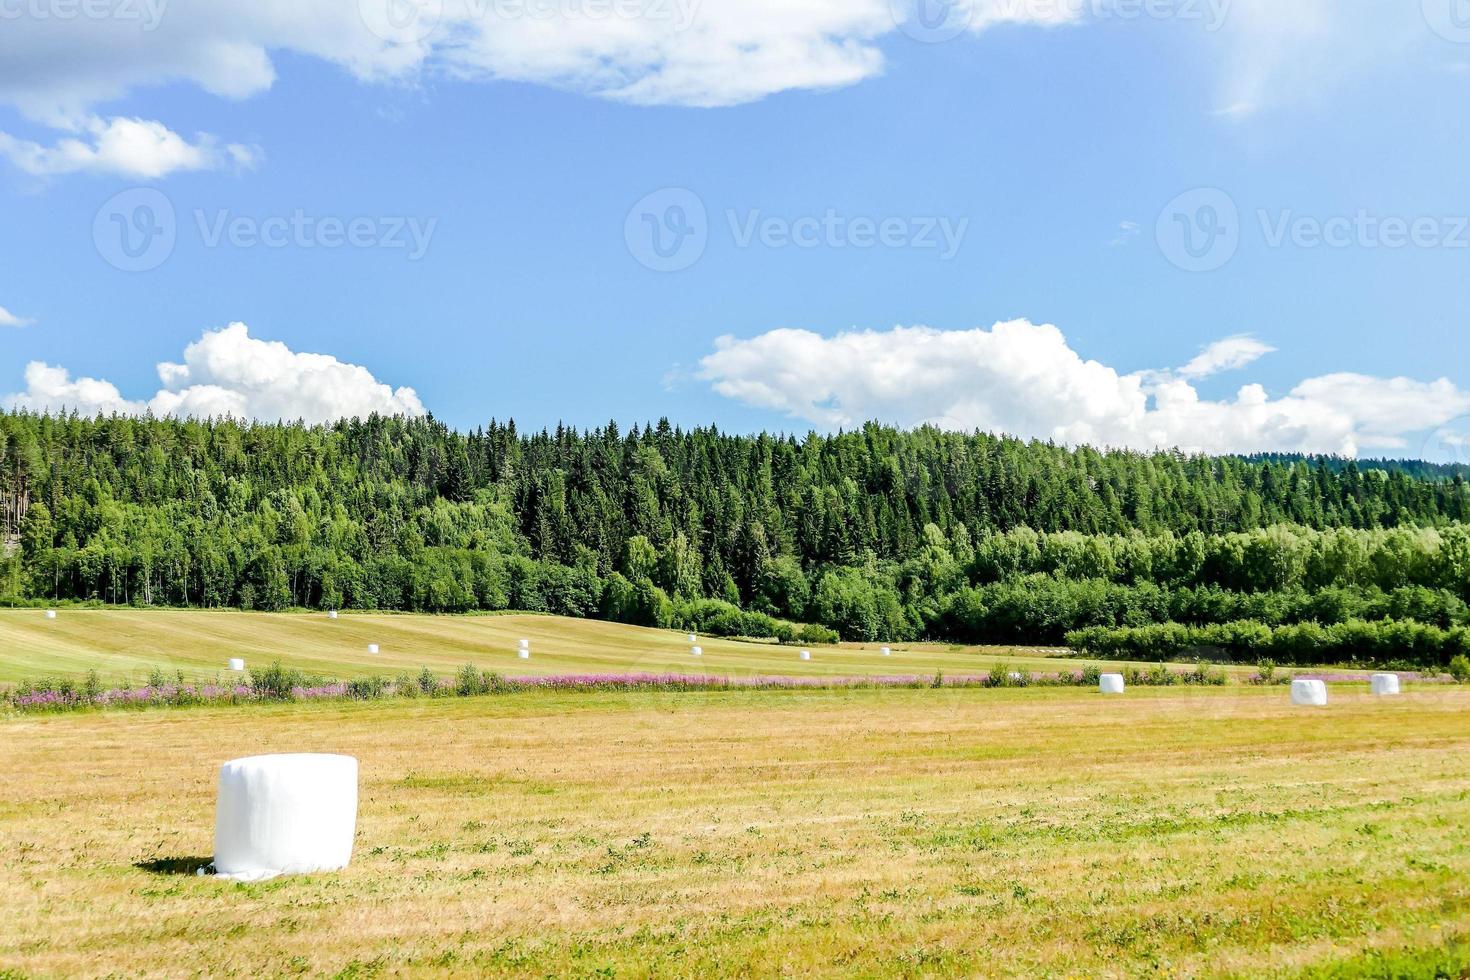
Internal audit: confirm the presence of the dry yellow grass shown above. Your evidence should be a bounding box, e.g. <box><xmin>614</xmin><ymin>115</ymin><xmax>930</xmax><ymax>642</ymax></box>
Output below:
<box><xmin>3</xmin><ymin>685</ymin><xmax>1469</xmax><ymax>977</ymax></box>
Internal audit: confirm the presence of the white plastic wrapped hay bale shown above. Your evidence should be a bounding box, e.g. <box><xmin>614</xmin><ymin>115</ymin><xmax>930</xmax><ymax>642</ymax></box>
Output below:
<box><xmin>328</xmin><ymin>610</ymin><xmax>338</xmax><ymax>620</ymax></box>
<box><xmin>367</xmin><ymin>644</ymin><xmax>380</xmax><ymax>655</ymax></box>
<box><xmin>211</xmin><ymin>754</ymin><xmax>358</xmax><ymax>882</ymax></box>
<box><xmin>1370</xmin><ymin>673</ymin><xmax>1401</xmax><ymax>696</ymax></box>
<box><xmin>518</xmin><ymin>649</ymin><xmax>530</xmax><ymax>660</ymax></box>
<box><xmin>45</xmin><ymin>609</ymin><xmax>56</xmax><ymax>620</ymax></box>
<box><xmin>519</xmin><ymin>638</ymin><xmax>530</xmax><ymax>649</ymax></box>
<box><xmin>881</xmin><ymin>646</ymin><xmax>892</xmax><ymax>657</ymax></box>
<box><xmin>687</xmin><ymin>633</ymin><xmax>698</xmax><ymax>644</ymax></box>
<box><xmin>1291</xmin><ymin>679</ymin><xmax>1328</xmax><ymax>707</ymax></box>
<box><xmin>228</xmin><ymin>658</ymin><xmax>245</xmax><ymax>672</ymax></box>
<box><xmin>691</xmin><ymin>646</ymin><xmax>703</xmax><ymax>657</ymax></box>
<box><xmin>1099</xmin><ymin>673</ymin><xmax>1125</xmax><ymax>695</ymax></box>
<box><xmin>800</xmin><ymin>649</ymin><xmax>811</xmax><ymax>661</ymax></box>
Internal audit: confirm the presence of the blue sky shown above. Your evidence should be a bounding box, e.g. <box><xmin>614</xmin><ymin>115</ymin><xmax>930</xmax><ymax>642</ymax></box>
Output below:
<box><xmin>2</xmin><ymin>0</ymin><xmax>1469</xmax><ymax>460</ymax></box>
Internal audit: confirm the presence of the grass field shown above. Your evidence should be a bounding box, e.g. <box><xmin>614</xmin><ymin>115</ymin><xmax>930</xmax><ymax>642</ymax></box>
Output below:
<box><xmin>2</xmin><ymin>685</ymin><xmax>1468</xmax><ymax>977</ymax></box>
<box><xmin>0</xmin><ymin>608</ymin><xmax>1321</xmax><ymax>686</ymax></box>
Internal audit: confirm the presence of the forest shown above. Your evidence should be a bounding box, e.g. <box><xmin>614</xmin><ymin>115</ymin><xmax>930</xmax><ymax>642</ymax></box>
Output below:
<box><xmin>2</xmin><ymin>411</ymin><xmax>1469</xmax><ymax>662</ymax></box>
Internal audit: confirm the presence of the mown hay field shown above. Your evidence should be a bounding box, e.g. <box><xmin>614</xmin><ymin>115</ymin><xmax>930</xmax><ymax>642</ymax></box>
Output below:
<box><xmin>3</xmin><ymin>684</ymin><xmax>1468</xmax><ymax>977</ymax></box>
<box><xmin>0</xmin><ymin>609</ymin><xmax>1308</xmax><ymax>686</ymax></box>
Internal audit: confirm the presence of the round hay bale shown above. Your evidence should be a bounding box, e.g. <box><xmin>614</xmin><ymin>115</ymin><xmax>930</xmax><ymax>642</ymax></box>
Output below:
<box><xmin>1370</xmin><ymin>673</ymin><xmax>1401</xmax><ymax>696</ymax></box>
<box><xmin>211</xmin><ymin>754</ymin><xmax>358</xmax><ymax>882</ymax></box>
<box><xmin>228</xmin><ymin>658</ymin><xmax>245</xmax><ymax>672</ymax></box>
<box><xmin>1291</xmin><ymin>679</ymin><xmax>1328</xmax><ymax>707</ymax></box>
<box><xmin>1100</xmin><ymin>673</ymin><xmax>1125</xmax><ymax>695</ymax></box>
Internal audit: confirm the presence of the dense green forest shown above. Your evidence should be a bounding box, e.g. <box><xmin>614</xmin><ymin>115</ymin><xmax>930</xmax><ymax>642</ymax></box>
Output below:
<box><xmin>3</xmin><ymin>411</ymin><xmax>1469</xmax><ymax>656</ymax></box>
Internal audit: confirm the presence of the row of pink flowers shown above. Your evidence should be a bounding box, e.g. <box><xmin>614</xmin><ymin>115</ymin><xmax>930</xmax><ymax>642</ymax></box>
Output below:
<box><xmin>6</xmin><ymin>668</ymin><xmax>1455</xmax><ymax>712</ymax></box>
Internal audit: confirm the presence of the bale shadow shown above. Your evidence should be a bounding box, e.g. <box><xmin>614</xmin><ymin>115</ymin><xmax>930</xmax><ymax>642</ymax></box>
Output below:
<box><xmin>135</xmin><ymin>856</ymin><xmax>212</xmax><ymax>876</ymax></box>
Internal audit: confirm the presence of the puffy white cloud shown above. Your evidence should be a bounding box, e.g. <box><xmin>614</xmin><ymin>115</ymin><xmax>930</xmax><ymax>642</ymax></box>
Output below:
<box><xmin>697</xmin><ymin>319</ymin><xmax>1470</xmax><ymax>457</ymax></box>
<box><xmin>1176</xmin><ymin>335</ymin><xmax>1275</xmax><ymax>379</ymax></box>
<box><xmin>5</xmin><ymin>362</ymin><xmax>146</xmax><ymax>417</ymax></box>
<box><xmin>4</xmin><ymin>323</ymin><xmax>426</xmax><ymax>423</ymax></box>
<box><xmin>0</xmin><ymin>305</ymin><xmax>32</xmax><ymax>327</ymax></box>
<box><xmin>0</xmin><ymin>115</ymin><xmax>258</xmax><ymax>179</ymax></box>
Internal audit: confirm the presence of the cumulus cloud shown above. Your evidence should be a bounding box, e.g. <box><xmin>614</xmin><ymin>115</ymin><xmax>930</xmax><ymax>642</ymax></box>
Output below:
<box><xmin>4</xmin><ymin>323</ymin><xmax>426</xmax><ymax>424</ymax></box>
<box><xmin>0</xmin><ymin>116</ymin><xmax>258</xmax><ymax>179</ymax></box>
<box><xmin>697</xmin><ymin>320</ymin><xmax>1470</xmax><ymax>457</ymax></box>
<box><xmin>0</xmin><ymin>305</ymin><xmax>31</xmax><ymax>328</ymax></box>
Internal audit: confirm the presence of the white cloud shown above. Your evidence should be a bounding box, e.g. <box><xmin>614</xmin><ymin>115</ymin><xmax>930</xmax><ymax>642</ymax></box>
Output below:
<box><xmin>5</xmin><ymin>362</ymin><xmax>146</xmax><ymax>417</ymax></box>
<box><xmin>1206</xmin><ymin>0</ymin><xmax>1425</xmax><ymax>118</ymax></box>
<box><xmin>0</xmin><ymin>0</ymin><xmax>1087</xmax><ymax>131</ymax></box>
<box><xmin>4</xmin><ymin>323</ymin><xmax>426</xmax><ymax>424</ymax></box>
<box><xmin>1106</xmin><ymin>220</ymin><xmax>1141</xmax><ymax>247</ymax></box>
<box><xmin>1176</xmin><ymin>335</ymin><xmax>1275</xmax><ymax>379</ymax></box>
<box><xmin>0</xmin><ymin>115</ymin><xmax>257</xmax><ymax>179</ymax></box>
<box><xmin>0</xmin><ymin>0</ymin><xmax>1431</xmax><ymax>165</ymax></box>
<box><xmin>0</xmin><ymin>305</ymin><xmax>32</xmax><ymax>327</ymax></box>
<box><xmin>697</xmin><ymin>319</ymin><xmax>1470</xmax><ymax>457</ymax></box>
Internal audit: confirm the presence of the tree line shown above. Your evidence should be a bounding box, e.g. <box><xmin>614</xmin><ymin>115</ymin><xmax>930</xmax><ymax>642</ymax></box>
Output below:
<box><xmin>2</xmin><ymin>411</ymin><xmax>1467</xmax><ymax>647</ymax></box>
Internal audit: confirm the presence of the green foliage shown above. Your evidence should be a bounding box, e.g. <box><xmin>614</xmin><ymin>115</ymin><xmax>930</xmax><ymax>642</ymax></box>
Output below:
<box><xmin>1068</xmin><ymin>620</ymin><xmax>1469</xmax><ymax>669</ymax></box>
<box><xmin>249</xmin><ymin>660</ymin><xmax>307</xmax><ymax>700</ymax></box>
<box><xmin>1450</xmin><ymin>655</ymin><xmax>1470</xmax><ymax>683</ymax></box>
<box><xmin>455</xmin><ymin>663</ymin><xmax>487</xmax><ymax>697</ymax></box>
<box><xmin>346</xmin><ymin>676</ymin><xmax>389</xmax><ymax>700</ymax></box>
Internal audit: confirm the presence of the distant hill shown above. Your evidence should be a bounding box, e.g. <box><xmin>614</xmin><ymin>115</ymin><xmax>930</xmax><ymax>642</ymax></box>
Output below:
<box><xmin>1238</xmin><ymin>453</ymin><xmax>1470</xmax><ymax>482</ymax></box>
